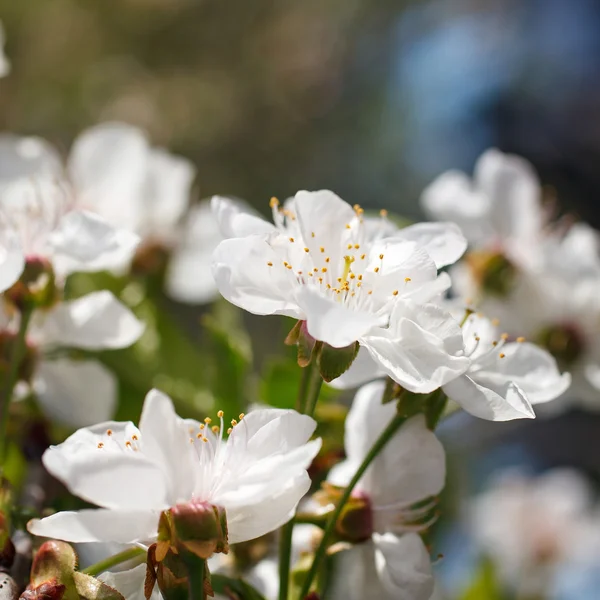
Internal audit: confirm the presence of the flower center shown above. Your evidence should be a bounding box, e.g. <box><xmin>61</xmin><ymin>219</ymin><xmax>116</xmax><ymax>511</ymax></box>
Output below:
<box><xmin>467</xmin><ymin>249</ymin><xmax>517</xmax><ymax>297</ymax></box>
<box><xmin>536</xmin><ymin>323</ymin><xmax>585</xmax><ymax>369</ymax></box>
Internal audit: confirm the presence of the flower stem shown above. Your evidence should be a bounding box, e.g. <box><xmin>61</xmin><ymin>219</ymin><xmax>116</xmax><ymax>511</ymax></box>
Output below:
<box><xmin>298</xmin><ymin>410</ymin><xmax>408</xmax><ymax>599</ymax></box>
<box><xmin>0</xmin><ymin>306</ymin><xmax>33</xmax><ymax>458</ymax></box>
<box><xmin>279</xmin><ymin>359</ymin><xmax>325</xmax><ymax>600</ymax></box>
<box><xmin>184</xmin><ymin>554</ymin><xmax>206</xmax><ymax>600</ymax></box>
<box><xmin>81</xmin><ymin>546</ymin><xmax>146</xmax><ymax>576</ymax></box>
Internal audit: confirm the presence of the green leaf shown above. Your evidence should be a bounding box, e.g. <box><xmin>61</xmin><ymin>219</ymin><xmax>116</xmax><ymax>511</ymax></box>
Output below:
<box><xmin>317</xmin><ymin>341</ymin><xmax>359</xmax><ymax>383</ymax></box>
<box><xmin>458</xmin><ymin>557</ymin><xmax>504</xmax><ymax>600</ymax></box>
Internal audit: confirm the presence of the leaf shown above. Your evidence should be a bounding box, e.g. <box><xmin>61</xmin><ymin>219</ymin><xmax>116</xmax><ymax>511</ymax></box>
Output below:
<box><xmin>317</xmin><ymin>341</ymin><xmax>359</xmax><ymax>383</ymax></box>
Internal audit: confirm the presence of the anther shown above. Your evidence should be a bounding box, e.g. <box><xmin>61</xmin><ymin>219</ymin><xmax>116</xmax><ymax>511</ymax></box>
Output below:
<box><xmin>360</xmin><ymin>254</ymin><xmax>366</xmax><ymax>260</ymax></box>
<box><xmin>320</xmin><ymin>246</ymin><xmax>325</xmax><ymax>253</ymax></box>
<box><xmin>125</xmin><ymin>441</ymin><xmax>132</xmax><ymax>448</ymax></box>
<box><xmin>97</xmin><ymin>442</ymin><xmax>104</xmax><ymax>449</ymax></box>
<box><xmin>345</xmin><ymin>224</ymin><xmax>351</xmax><ymax>229</ymax></box>
<box><xmin>199</xmin><ymin>423</ymin><xmax>205</xmax><ymax>430</ymax></box>
<box><xmin>347</xmin><ymin>244</ymin><xmax>353</xmax><ymax>250</ymax></box>
<box><xmin>231</xmin><ymin>419</ymin><xmax>238</xmax><ymax>426</ymax></box>
<box><xmin>267</xmin><ymin>262</ymin><xmax>273</xmax><ymax>267</ymax></box>
<box><xmin>491</xmin><ymin>318</ymin><xmax>500</xmax><ymax>326</ymax></box>
<box><xmin>392</xmin><ymin>290</ymin><xmax>399</xmax><ymax>296</ymax></box>
<box><xmin>269</xmin><ymin>197</ymin><xmax>279</xmax><ymax>208</ymax></box>
<box><xmin>516</xmin><ymin>336</ymin><xmax>526</xmax><ymax>343</ymax></box>
<box><xmin>311</xmin><ymin>232</ymin><xmax>315</xmax><ymax>238</ymax></box>
<box><xmin>106</xmin><ymin>429</ymin><xmax>113</xmax><ymax>436</ymax></box>
<box><xmin>374</xmin><ymin>267</ymin><xmax>380</xmax><ymax>273</ymax></box>
<box><xmin>404</xmin><ymin>277</ymin><xmax>411</xmax><ymax>283</ymax></box>
<box><xmin>227</xmin><ymin>427</ymin><xmax>233</xmax><ymax>434</ymax></box>
<box><xmin>217</xmin><ymin>410</ymin><xmax>224</xmax><ymax>418</ymax></box>
<box><xmin>501</xmin><ymin>333</ymin><xmax>509</xmax><ymax>341</ymax></box>
<box><xmin>204</xmin><ymin>417</ymin><xmax>212</xmax><ymax>424</ymax></box>
<box><xmin>197</xmin><ymin>432</ymin><xmax>203</xmax><ymax>439</ymax></box>
<box><xmin>289</xmin><ymin>237</ymin><xmax>295</xmax><ymax>243</ymax></box>
<box><xmin>379</xmin><ymin>254</ymin><xmax>384</xmax><ymax>260</ymax></box>
<box><xmin>239</xmin><ymin>413</ymin><xmax>245</xmax><ymax>420</ymax></box>
<box><xmin>325</xmin><ymin>257</ymin><xmax>330</xmax><ymax>263</ymax></box>
<box><xmin>354</xmin><ymin>244</ymin><xmax>360</xmax><ymax>249</ymax></box>
<box><xmin>380</xmin><ymin>209</ymin><xmax>388</xmax><ymax>217</ymax></box>
<box><xmin>132</xmin><ymin>434</ymin><xmax>138</xmax><ymax>441</ymax></box>
<box><xmin>304</xmin><ymin>247</ymin><xmax>309</xmax><ymax>253</ymax></box>
<box><xmin>212</xmin><ymin>425</ymin><xmax>219</xmax><ymax>433</ymax></box>
<box><xmin>322</xmin><ymin>267</ymin><xmax>328</xmax><ymax>273</ymax></box>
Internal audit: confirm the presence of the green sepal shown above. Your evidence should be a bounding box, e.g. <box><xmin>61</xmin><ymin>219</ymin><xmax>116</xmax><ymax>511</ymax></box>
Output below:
<box><xmin>211</xmin><ymin>574</ymin><xmax>268</xmax><ymax>600</ymax></box>
<box><xmin>316</xmin><ymin>341</ymin><xmax>359</xmax><ymax>382</ymax></box>
<box><xmin>285</xmin><ymin>321</ymin><xmax>317</xmax><ymax>367</ymax></box>
<box><xmin>73</xmin><ymin>572</ymin><xmax>126</xmax><ymax>600</ymax></box>
<box><xmin>424</xmin><ymin>388</ymin><xmax>448</xmax><ymax>430</ymax></box>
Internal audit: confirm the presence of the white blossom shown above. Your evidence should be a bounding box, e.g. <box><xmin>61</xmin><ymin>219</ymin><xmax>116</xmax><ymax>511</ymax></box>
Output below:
<box><xmin>325</xmin><ymin>380</ymin><xmax>445</xmax><ymax>600</ymax></box>
<box><xmin>28</xmin><ymin>390</ymin><xmax>321</xmax><ymax>548</ymax></box>
<box><xmin>212</xmin><ymin>191</ymin><xmax>470</xmax><ymax>391</ymax></box>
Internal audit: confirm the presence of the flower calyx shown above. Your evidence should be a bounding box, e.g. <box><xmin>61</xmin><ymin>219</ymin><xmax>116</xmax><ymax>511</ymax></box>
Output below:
<box><xmin>5</xmin><ymin>257</ymin><xmax>58</xmax><ymax>312</ymax></box>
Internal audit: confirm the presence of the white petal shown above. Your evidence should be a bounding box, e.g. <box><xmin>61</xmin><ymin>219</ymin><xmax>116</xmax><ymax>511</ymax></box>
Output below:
<box><xmin>395</xmin><ymin>222</ymin><xmax>467</xmax><ymax>268</ymax></box>
<box><xmin>373</xmin><ymin>532</ymin><xmax>434</xmax><ymax>600</ymax></box>
<box><xmin>0</xmin><ymin>227</ymin><xmax>24</xmax><ymax>292</ymax></box>
<box><xmin>329</xmin><ymin>346</ymin><xmax>384</xmax><ymax>390</ymax></box>
<box><xmin>42</xmin><ymin>421</ymin><xmax>171</xmax><ymax>510</ymax></box>
<box><xmin>35</xmin><ymin>358</ymin><xmax>117</xmax><ymax>428</ymax></box>
<box><xmin>68</xmin><ymin>122</ymin><xmax>149</xmax><ymax>231</ymax></box>
<box><xmin>138</xmin><ymin>389</ymin><xmax>197</xmax><ymax>505</ymax></box>
<box><xmin>99</xmin><ymin>565</ymin><xmax>160</xmax><ymax>600</ymax></box>
<box><xmin>474</xmin><ymin>148</ymin><xmax>543</xmax><ymax>242</ymax></box>
<box><xmin>296</xmin><ymin>285</ymin><xmax>381</xmax><ymax>348</ymax></box>
<box><xmin>294</xmin><ymin>190</ymin><xmax>356</xmax><ymax>268</ymax></box>
<box><xmin>226</xmin><ymin>471</ymin><xmax>312</xmax><ymax>544</ymax></box>
<box><xmin>50</xmin><ymin>210</ymin><xmax>140</xmax><ymax>274</ymax></box>
<box><xmin>40</xmin><ymin>291</ymin><xmax>145</xmax><ymax>350</ymax></box>
<box><xmin>211</xmin><ymin>236</ymin><xmax>302</xmax><ymax>318</ymax></box>
<box><xmin>420</xmin><ymin>170</ymin><xmax>492</xmax><ymax>245</ymax></box>
<box><xmin>165</xmin><ymin>246</ymin><xmax>219</xmax><ymax>305</ymax></box>
<box><xmin>211</xmin><ymin>195</ymin><xmax>276</xmax><ymax>238</ymax></box>
<box><xmin>28</xmin><ymin>509</ymin><xmax>158</xmax><ymax>544</ymax></box>
<box><xmin>362</xmin><ymin>316</ymin><xmax>470</xmax><ymax>394</ymax></box>
<box><xmin>442</xmin><ymin>374</ymin><xmax>535</xmax><ymax>421</ymax></box>
<box><xmin>140</xmin><ymin>148</ymin><xmax>195</xmax><ymax>234</ymax></box>
<box><xmin>475</xmin><ymin>342</ymin><xmax>571</xmax><ymax>404</ymax></box>
<box><xmin>0</xmin><ymin>134</ymin><xmax>62</xmax><ymax>185</ymax></box>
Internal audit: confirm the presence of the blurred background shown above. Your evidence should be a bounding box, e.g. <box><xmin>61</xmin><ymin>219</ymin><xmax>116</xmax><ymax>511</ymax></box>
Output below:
<box><xmin>2</xmin><ymin>0</ymin><xmax>600</xmax><ymax>598</ymax></box>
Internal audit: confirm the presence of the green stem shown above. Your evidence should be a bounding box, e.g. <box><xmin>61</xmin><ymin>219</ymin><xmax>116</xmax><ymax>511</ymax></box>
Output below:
<box><xmin>0</xmin><ymin>306</ymin><xmax>33</xmax><ymax>458</ymax></box>
<box><xmin>298</xmin><ymin>410</ymin><xmax>408</xmax><ymax>600</ymax></box>
<box><xmin>184</xmin><ymin>554</ymin><xmax>206</xmax><ymax>600</ymax></box>
<box><xmin>82</xmin><ymin>546</ymin><xmax>146</xmax><ymax>576</ymax></box>
<box><xmin>279</xmin><ymin>359</ymin><xmax>325</xmax><ymax>600</ymax></box>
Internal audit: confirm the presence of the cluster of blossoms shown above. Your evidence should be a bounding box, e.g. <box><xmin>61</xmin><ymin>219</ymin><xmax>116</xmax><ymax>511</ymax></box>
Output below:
<box><xmin>0</xmin><ymin>34</ymin><xmax>581</xmax><ymax>595</ymax></box>
<box><xmin>422</xmin><ymin>148</ymin><xmax>600</xmax><ymax>411</ymax></box>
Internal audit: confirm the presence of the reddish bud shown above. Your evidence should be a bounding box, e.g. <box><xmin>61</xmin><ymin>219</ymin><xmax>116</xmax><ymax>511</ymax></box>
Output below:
<box><xmin>5</xmin><ymin>257</ymin><xmax>57</xmax><ymax>311</ymax></box>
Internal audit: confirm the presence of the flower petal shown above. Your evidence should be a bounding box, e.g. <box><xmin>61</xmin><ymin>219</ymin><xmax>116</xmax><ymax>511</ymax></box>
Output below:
<box><xmin>138</xmin><ymin>389</ymin><xmax>197</xmax><ymax>505</ymax></box>
<box><xmin>475</xmin><ymin>342</ymin><xmax>571</xmax><ymax>404</ymax></box>
<box><xmin>211</xmin><ymin>195</ymin><xmax>276</xmax><ymax>238</ymax></box>
<box><xmin>0</xmin><ymin>134</ymin><xmax>62</xmax><ymax>185</ymax></box>
<box><xmin>474</xmin><ymin>148</ymin><xmax>543</xmax><ymax>242</ymax></box>
<box><xmin>68</xmin><ymin>122</ymin><xmax>149</xmax><ymax>231</ymax></box>
<box><xmin>28</xmin><ymin>509</ymin><xmax>158</xmax><ymax>544</ymax></box>
<box><xmin>362</xmin><ymin>308</ymin><xmax>470</xmax><ymax>393</ymax></box>
<box><xmin>99</xmin><ymin>564</ymin><xmax>160</xmax><ymax>600</ymax></box>
<box><xmin>442</xmin><ymin>374</ymin><xmax>535</xmax><ymax>421</ymax></box>
<box><xmin>373</xmin><ymin>532</ymin><xmax>434</xmax><ymax>600</ymax></box>
<box><xmin>395</xmin><ymin>222</ymin><xmax>467</xmax><ymax>268</ymax></box>
<box><xmin>40</xmin><ymin>291</ymin><xmax>145</xmax><ymax>350</ymax></box>
<box><xmin>165</xmin><ymin>246</ymin><xmax>218</xmax><ymax>305</ymax></box>
<box><xmin>42</xmin><ymin>421</ymin><xmax>171</xmax><ymax>510</ymax></box>
<box><xmin>226</xmin><ymin>471</ymin><xmax>312</xmax><ymax>544</ymax></box>
<box><xmin>50</xmin><ymin>210</ymin><xmax>140</xmax><ymax>274</ymax></box>
<box><xmin>141</xmin><ymin>148</ymin><xmax>195</xmax><ymax>233</ymax></box>
<box><xmin>212</xmin><ymin>236</ymin><xmax>302</xmax><ymax>318</ymax></box>
<box><xmin>35</xmin><ymin>358</ymin><xmax>117</xmax><ymax>428</ymax></box>
<box><xmin>296</xmin><ymin>285</ymin><xmax>381</xmax><ymax>347</ymax></box>
<box><xmin>0</xmin><ymin>227</ymin><xmax>24</xmax><ymax>292</ymax></box>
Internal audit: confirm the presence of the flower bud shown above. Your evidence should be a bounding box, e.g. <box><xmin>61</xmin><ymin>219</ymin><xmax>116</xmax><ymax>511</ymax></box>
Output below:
<box><xmin>28</xmin><ymin>541</ymin><xmax>76</xmax><ymax>590</ymax></box>
<box><xmin>5</xmin><ymin>257</ymin><xmax>57</xmax><ymax>311</ymax></box>
<box><xmin>467</xmin><ymin>250</ymin><xmax>516</xmax><ymax>298</ymax></box>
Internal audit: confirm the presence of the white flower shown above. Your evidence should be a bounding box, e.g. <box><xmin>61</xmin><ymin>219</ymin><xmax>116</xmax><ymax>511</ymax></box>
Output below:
<box><xmin>98</xmin><ymin>565</ymin><xmax>161</xmax><ymax>600</ymax></box>
<box><xmin>0</xmin><ymin>177</ymin><xmax>139</xmax><ymax>277</ymax></box>
<box><xmin>28</xmin><ymin>390</ymin><xmax>321</xmax><ymax>548</ymax></box>
<box><xmin>470</xmin><ymin>469</ymin><xmax>600</xmax><ymax>590</ymax></box>
<box><xmin>325</xmin><ymin>381</ymin><xmax>445</xmax><ymax>600</ymax></box>
<box><xmin>0</xmin><ymin>123</ymin><xmax>195</xmax><ymax>273</ymax></box>
<box><xmin>441</xmin><ymin>312</ymin><xmax>571</xmax><ymax>421</ymax></box>
<box><xmin>212</xmin><ymin>191</ymin><xmax>469</xmax><ymax>389</ymax></box>
<box><xmin>1</xmin><ymin>290</ymin><xmax>144</xmax><ymax>428</ymax></box>
<box><xmin>0</xmin><ymin>21</ymin><xmax>10</xmax><ymax>78</ymax></box>
<box><xmin>421</xmin><ymin>148</ymin><xmax>545</xmax><ymax>263</ymax></box>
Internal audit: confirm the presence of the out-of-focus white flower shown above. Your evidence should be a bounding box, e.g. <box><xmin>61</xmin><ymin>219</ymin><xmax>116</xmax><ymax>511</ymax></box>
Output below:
<box><xmin>28</xmin><ymin>390</ymin><xmax>321</xmax><ymax>549</ymax></box>
<box><xmin>470</xmin><ymin>469</ymin><xmax>600</xmax><ymax>592</ymax></box>
<box><xmin>325</xmin><ymin>380</ymin><xmax>445</xmax><ymax>600</ymax></box>
<box><xmin>98</xmin><ymin>564</ymin><xmax>160</xmax><ymax>600</ymax></box>
<box><xmin>0</xmin><ymin>177</ymin><xmax>139</xmax><ymax>278</ymax></box>
<box><xmin>212</xmin><ymin>191</ymin><xmax>470</xmax><ymax>390</ymax></box>
<box><xmin>1</xmin><ymin>290</ymin><xmax>144</xmax><ymax>428</ymax></box>
<box><xmin>0</xmin><ymin>21</ymin><xmax>10</xmax><ymax>78</ymax></box>
<box><xmin>440</xmin><ymin>313</ymin><xmax>570</xmax><ymax>421</ymax></box>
